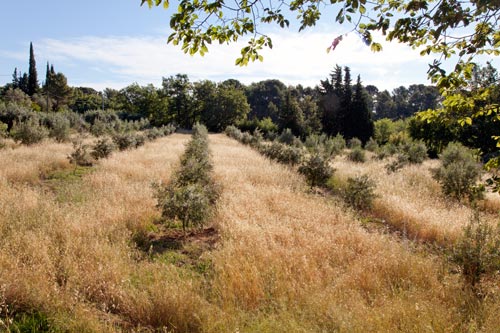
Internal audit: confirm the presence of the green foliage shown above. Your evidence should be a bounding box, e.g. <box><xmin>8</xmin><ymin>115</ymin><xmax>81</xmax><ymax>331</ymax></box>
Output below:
<box><xmin>91</xmin><ymin>138</ymin><xmax>116</xmax><ymax>160</ymax></box>
<box><xmin>386</xmin><ymin>140</ymin><xmax>428</xmax><ymax>172</ymax></box>
<box><xmin>68</xmin><ymin>139</ymin><xmax>94</xmax><ymax>168</ymax></box>
<box><xmin>450</xmin><ymin>211</ymin><xmax>500</xmax><ymax>291</ymax></box>
<box><xmin>304</xmin><ymin>133</ymin><xmax>344</xmax><ymax>159</ymax></box>
<box><xmin>112</xmin><ymin>132</ymin><xmax>138</xmax><ymax>151</ymax></box>
<box><xmin>10</xmin><ymin>119</ymin><xmax>49</xmax><ymax>145</ymax></box>
<box><xmin>0</xmin><ymin>121</ymin><xmax>7</xmax><ymax>138</ymax></box>
<box><xmin>347</xmin><ymin>146</ymin><xmax>366</xmax><ymax>163</ymax></box>
<box><xmin>347</xmin><ymin>137</ymin><xmax>362</xmax><ymax>149</ymax></box>
<box><xmin>259</xmin><ymin>142</ymin><xmax>304</xmax><ymax>166</ymax></box>
<box><xmin>43</xmin><ymin>113</ymin><xmax>71</xmax><ymax>142</ymax></box>
<box><xmin>155</xmin><ymin>182</ymin><xmax>213</xmax><ymax>230</ymax></box>
<box><xmin>277</xmin><ymin>128</ymin><xmax>302</xmax><ymax>147</ymax></box>
<box><xmin>257</xmin><ymin>117</ymin><xmax>278</xmax><ymax>135</ymax></box>
<box><xmin>225</xmin><ymin>125</ymin><xmax>242</xmax><ymax>140</ymax></box>
<box><xmin>2</xmin><ymin>310</ymin><xmax>56</xmax><ymax>333</ymax></box>
<box><xmin>343</xmin><ymin>175</ymin><xmax>377</xmax><ymax>211</ymax></box>
<box><xmin>155</xmin><ymin>123</ymin><xmax>220</xmax><ymax>231</ymax></box>
<box><xmin>298</xmin><ymin>154</ymin><xmax>334</xmax><ymax>188</ymax></box>
<box><xmin>374</xmin><ymin>118</ymin><xmax>396</xmax><ymax>145</ymax></box>
<box><xmin>364</xmin><ymin>137</ymin><xmax>379</xmax><ymax>152</ymax></box>
<box><xmin>434</xmin><ymin>142</ymin><xmax>484</xmax><ymax>201</ymax></box>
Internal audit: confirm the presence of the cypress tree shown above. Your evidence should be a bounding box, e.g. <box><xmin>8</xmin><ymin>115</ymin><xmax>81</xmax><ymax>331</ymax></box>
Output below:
<box><xmin>27</xmin><ymin>42</ymin><xmax>39</xmax><ymax>96</ymax></box>
<box><xmin>12</xmin><ymin>68</ymin><xmax>19</xmax><ymax>89</ymax></box>
<box><xmin>18</xmin><ymin>73</ymin><xmax>29</xmax><ymax>95</ymax></box>
<box><xmin>349</xmin><ymin>75</ymin><xmax>374</xmax><ymax>143</ymax></box>
<box><xmin>338</xmin><ymin>66</ymin><xmax>353</xmax><ymax>139</ymax></box>
<box><xmin>320</xmin><ymin>65</ymin><xmax>343</xmax><ymax>135</ymax></box>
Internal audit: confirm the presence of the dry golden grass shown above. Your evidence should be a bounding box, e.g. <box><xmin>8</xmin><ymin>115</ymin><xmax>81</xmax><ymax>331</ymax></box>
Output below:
<box><xmin>0</xmin><ymin>134</ymin><xmax>213</xmax><ymax>332</ymax></box>
<box><xmin>205</xmin><ymin>134</ymin><xmax>468</xmax><ymax>332</ymax></box>
<box><xmin>0</xmin><ymin>140</ymin><xmax>72</xmax><ymax>184</ymax></box>
<box><xmin>332</xmin><ymin>155</ymin><xmax>499</xmax><ymax>246</ymax></box>
<box><xmin>1</xmin><ymin>134</ymin><xmax>499</xmax><ymax>332</ymax></box>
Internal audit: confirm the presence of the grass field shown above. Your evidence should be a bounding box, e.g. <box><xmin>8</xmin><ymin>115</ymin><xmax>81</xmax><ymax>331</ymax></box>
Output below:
<box><xmin>1</xmin><ymin>134</ymin><xmax>499</xmax><ymax>332</ymax></box>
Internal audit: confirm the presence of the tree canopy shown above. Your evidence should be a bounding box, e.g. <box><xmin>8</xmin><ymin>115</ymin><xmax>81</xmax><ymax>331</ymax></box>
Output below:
<box><xmin>141</xmin><ymin>0</ymin><xmax>499</xmax><ymax>76</ymax></box>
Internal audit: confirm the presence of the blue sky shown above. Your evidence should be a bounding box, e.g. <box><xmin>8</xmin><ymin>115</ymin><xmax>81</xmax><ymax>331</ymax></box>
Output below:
<box><xmin>0</xmin><ymin>0</ymin><xmax>454</xmax><ymax>91</ymax></box>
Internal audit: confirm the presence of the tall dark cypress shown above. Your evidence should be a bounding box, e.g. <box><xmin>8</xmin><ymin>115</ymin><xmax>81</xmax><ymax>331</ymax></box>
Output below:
<box><xmin>349</xmin><ymin>75</ymin><xmax>374</xmax><ymax>143</ymax></box>
<box><xmin>27</xmin><ymin>42</ymin><xmax>39</xmax><ymax>96</ymax></box>
<box><xmin>12</xmin><ymin>68</ymin><xmax>19</xmax><ymax>88</ymax></box>
<box><xmin>338</xmin><ymin>66</ymin><xmax>353</xmax><ymax>138</ymax></box>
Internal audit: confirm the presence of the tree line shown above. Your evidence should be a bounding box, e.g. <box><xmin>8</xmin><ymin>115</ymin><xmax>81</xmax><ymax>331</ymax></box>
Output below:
<box><xmin>2</xmin><ymin>42</ymin><xmax>498</xmax><ymax>159</ymax></box>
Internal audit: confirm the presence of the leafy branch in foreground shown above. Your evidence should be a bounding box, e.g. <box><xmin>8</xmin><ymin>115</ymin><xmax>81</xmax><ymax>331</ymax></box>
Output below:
<box><xmin>142</xmin><ymin>0</ymin><xmax>500</xmax><ymax>79</ymax></box>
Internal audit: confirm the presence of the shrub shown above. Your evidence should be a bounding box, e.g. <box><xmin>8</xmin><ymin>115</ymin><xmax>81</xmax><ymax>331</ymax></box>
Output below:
<box><xmin>0</xmin><ymin>121</ymin><xmax>7</xmax><ymax>138</ymax></box>
<box><xmin>160</xmin><ymin>124</ymin><xmax>176</xmax><ymax>136</ymax></box>
<box><xmin>240</xmin><ymin>132</ymin><xmax>254</xmax><ymax>145</ymax></box>
<box><xmin>258</xmin><ymin>117</ymin><xmax>278</xmax><ymax>135</ymax></box>
<box><xmin>155</xmin><ymin>182</ymin><xmax>213</xmax><ymax>231</ymax></box>
<box><xmin>277</xmin><ymin>128</ymin><xmax>302</xmax><ymax>147</ymax></box>
<box><xmin>145</xmin><ymin>127</ymin><xmax>163</xmax><ymax>140</ymax></box>
<box><xmin>347</xmin><ymin>137</ymin><xmax>362</xmax><ymax>149</ymax></box>
<box><xmin>134</xmin><ymin>134</ymin><xmax>146</xmax><ymax>148</ymax></box>
<box><xmin>250</xmin><ymin>129</ymin><xmax>263</xmax><ymax>147</ymax></box>
<box><xmin>298</xmin><ymin>154</ymin><xmax>334</xmax><ymax>188</ymax></box>
<box><xmin>364</xmin><ymin>137</ymin><xmax>379</xmax><ymax>152</ymax></box>
<box><xmin>386</xmin><ymin>140</ymin><xmax>428</xmax><ymax>172</ymax></box>
<box><xmin>91</xmin><ymin>119</ymin><xmax>113</xmax><ymax>137</ymax></box>
<box><xmin>434</xmin><ymin>142</ymin><xmax>483</xmax><ymax>201</ymax></box>
<box><xmin>403</xmin><ymin>140</ymin><xmax>428</xmax><ymax>164</ymax></box>
<box><xmin>260</xmin><ymin>142</ymin><xmax>303</xmax><ymax>166</ymax></box>
<box><xmin>225</xmin><ymin>125</ymin><xmax>242</xmax><ymax>140</ymax></box>
<box><xmin>450</xmin><ymin>211</ymin><xmax>500</xmax><ymax>291</ymax></box>
<box><xmin>388</xmin><ymin>130</ymin><xmax>410</xmax><ymax>146</ymax></box>
<box><xmin>374</xmin><ymin>118</ymin><xmax>396</xmax><ymax>145</ymax></box>
<box><xmin>10</xmin><ymin>119</ymin><xmax>49</xmax><ymax>145</ymax></box>
<box><xmin>305</xmin><ymin>133</ymin><xmax>344</xmax><ymax>159</ymax></box>
<box><xmin>112</xmin><ymin>132</ymin><xmax>137</xmax><ymax>150</ymax></box>
<box><xmin>68</xmin><ymin>139</ymin><xmax>93</xmax><ymax>167</ymax></box>
<box><xmin>347</xmin><ymin>147</ymin><xmax>366</xmax><ymax>163</ymax></box>
<box><xmin>343</xmin><ymin>175</ymin><xmax>377</xmax><ymax>210</ymax></box>
<box><xmin>44</xmin><ymin>113</ymin><xmax>71</xmax><ymax>142</ymax></box>
<box><xmin>91</xmin><ymin>138</ymin><xmax>116</xmax><ymax>160</ymax></box>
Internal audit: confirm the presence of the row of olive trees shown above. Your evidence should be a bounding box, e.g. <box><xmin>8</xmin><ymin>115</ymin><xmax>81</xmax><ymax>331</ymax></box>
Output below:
<box><xmin>154</xmin><ymin>124</ymin><xmax>220</xmax><ymax>231</ymax></box>
<box><xmin>0</xmin><ymin>102</ymin><xmax>172</xmax><ymax>147</ymax></box>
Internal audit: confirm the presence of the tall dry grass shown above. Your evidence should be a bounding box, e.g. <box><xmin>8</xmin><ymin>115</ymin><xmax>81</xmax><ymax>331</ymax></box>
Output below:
<box><xmin>2</xmin><ymin>134</ymin><xmax>499</xmax><ymax>332</ymax></box>
<box><xmin>0</xmin><ymin>134</ymin><xmax>214</xmax><ymax>332</ymax></box>
<box><xmin>332</xmin><ymin>155</ymin><xmax>499</xmax><ymax>246</ymax></box>
<box><xmin>0</xmin><ymin>141</ymin><xmax>71</xmax><ymax>184</ymax></box>
<box><xmin>205</xmin><ymin>134</ymin><xmax>470</xmax><ymax>332</ymax></box>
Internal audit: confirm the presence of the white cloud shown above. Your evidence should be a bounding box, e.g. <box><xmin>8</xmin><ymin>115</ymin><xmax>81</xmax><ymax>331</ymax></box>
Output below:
<box><xmin>33</xmin><ymin>30</ymin><xmax>436</xmax><ymax>90</ymax></box>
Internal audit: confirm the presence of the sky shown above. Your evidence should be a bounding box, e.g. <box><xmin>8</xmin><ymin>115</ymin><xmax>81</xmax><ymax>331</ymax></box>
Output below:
<box><xmin>0</xmin><ymin>0</ymin><xmax>472</xmax><ymax>91</ymax></box>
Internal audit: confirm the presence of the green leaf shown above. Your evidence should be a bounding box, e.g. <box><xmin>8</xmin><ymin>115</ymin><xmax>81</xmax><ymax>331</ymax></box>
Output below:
<box><xmin>370</xmin><ymin>42</ymin><xmax>382</xmax><ymax>52</ymax></box>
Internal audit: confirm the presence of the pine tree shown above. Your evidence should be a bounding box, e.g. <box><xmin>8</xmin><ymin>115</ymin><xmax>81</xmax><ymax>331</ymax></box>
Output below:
<box><xmin>27</xmin><ymin>42</ymin><xmax>39</xmax><ymax>96</ymax></box>
<box><xmin>333</xmin><ymin>65</ymin><xmax>343</xmax><ymax>96</ymax></box>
